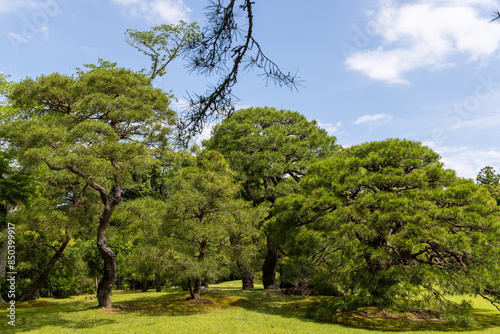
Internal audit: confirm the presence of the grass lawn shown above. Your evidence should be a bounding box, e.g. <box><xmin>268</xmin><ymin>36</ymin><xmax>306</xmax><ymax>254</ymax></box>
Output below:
<box><xmin>1</xmin><ymin>280</ymin><xmax>500</xmax><ymax>334</ymax></box>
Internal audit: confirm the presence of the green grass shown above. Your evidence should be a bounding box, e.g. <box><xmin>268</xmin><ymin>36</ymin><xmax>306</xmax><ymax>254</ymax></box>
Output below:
<box><xmin>1</xmin><ymin>281</ymin><xmax>500</xmax><ymax>333</ymax></box>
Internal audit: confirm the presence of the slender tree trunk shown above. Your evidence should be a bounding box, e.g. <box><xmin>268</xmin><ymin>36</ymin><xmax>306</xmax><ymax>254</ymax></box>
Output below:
<box><xmin>155</xmin><ymin>272</ymin><xmax>161</xmax><ymax>292</ymax></box>
<box><xmin>187</xmin><ymin>277</ymin><xmax>195</xmax><ymax>300</ymax></box>
<box><xmin>0</xmin><ymin>240</ymin><xmax>7</xmax><ymax>304</ymax></box>
<box><xmin>241</xmin><ymin>267</ymin><xmax>255</xmax><ymax>289</ymax></box>
<box><xmin>188</xmin><ymin>240</ymin><xmax>207</xmax><ymax>301</ymax></box>
<box><xmin>96</xmin><ymin>206</ymin><xmax>117</xmax><ymax>308</ymax></box>
<box><xmin>262</xmin><ymin>235</ymin><xmax>278</xmax><ymax>289</ymax></box>
<box><xmin>141</xmin><ymin>278</ymin><xmax>148</xmax><ymax>292</ymax></box>
<box><xmin>19</xmin><ymin>231</ymin><xmax>71</xmax><ymax>302</ymax></box>
<box><xmin>230</xmin><ymin>232</ymin><xmax>255</xmax><ymax>290</ymax></box>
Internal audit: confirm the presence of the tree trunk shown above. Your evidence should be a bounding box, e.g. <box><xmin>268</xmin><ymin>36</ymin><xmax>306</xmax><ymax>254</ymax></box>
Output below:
<box><xmin>96</xmin><ymin>207</ymin><xmax>117</xmax><ymax>308</ymax></box>
<box><xmin>0</xmin><ymin>240</ymin><xmax>7</xmax><ymax>304</ymax></box>
<box><xmin>155</xmin><ymin>272</ymin><xmax>161</xmax><ymax>292</ymax></box>
<box><xmin>192</xmin><ymin>277</ymin><xmax>202</xmax><ymax>300</ymax></box>
<box><xmin>141</xmin><ymin>278</ymin><xmax>148</xmax><ymax>292</ymax></box>
<box><xmin>241</xmin><ymin>267</ymin><xmax>254</xmax><ymax>289</ymax></box>
<box><xmin>262</xmin><ymin>235</ymin><xmax>279</xmax><ymax>289</ymax></box>
<box><xmin>188</xmin><ymin>240</ymin><xmax>207</xmax><ymax>301</ymax></box>
<box><xmin>19</xmin><ymin>231</ymin><xmax>71</xmax><ymax>302</ymax></box>
<box><xmin>187</xmin><ymin>277</ymin><xmax>196</xmax><ymax>300</ymax></box>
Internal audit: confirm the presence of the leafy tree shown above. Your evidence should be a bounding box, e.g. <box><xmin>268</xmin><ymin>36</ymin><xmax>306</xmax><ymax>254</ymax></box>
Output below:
<box><xmin>0</xmin><ymin>75</ymin><xmax>35</xmax><ymax>225</ymax></box>
<box><xmin>163</xmin><ymin>150</ymin><xmax>263</xmax><ymax>301</ymax></box>
<box><xmin>477</xmin><ymin>166</ymin><xmax>500</xmax><ymax>205</ymax></box>
<box><xmin>0</xmin><ymin>76</ymin><xmax>37</xmax><ymax>303</ymax></box>
<box><xmin>204</xmin><ymin>107</ymin><xmax>338</xmax><ymax>288</ymax></box>
<box><xmin>278</xmin><ymin>139</ymin><xmax>500</xmax><ymax>320</ymax></box>
<box><xmin>0</xmin><ymin>153</ymin><xmax>35</xmax><ymax>304</ymax></box>
<box><xmin>113</xmin><ymin>197</ymin><xmax>172</xmax><ymax>293</ymax></box>
<box><xmin>477</xmin><ymin>166</ymin><xmax>500</xmax><ymax>185</ymax></box>
<box><xmin>0</xmin><ymin>61</ymin><xmax>176</xmax><ymax>307</ymax></box>
<box><xmin>16</xmin><ymin>170</ymin><xmax>97</xmax><ymax>301</ymax></box>
<box><xmin>126</xmin><ymin>21</ymin><xmax>201</xmax><ymax>80</ymax></box>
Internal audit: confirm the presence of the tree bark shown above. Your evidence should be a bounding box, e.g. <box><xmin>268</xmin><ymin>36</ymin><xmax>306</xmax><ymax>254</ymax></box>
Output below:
<box><xmin>155</xmin><ymin>272</ymin><xmax>161</xmax><ymax>292</ymax></box>
<box><xmin>262</xmin><ymin>235</ymin><xmax>279</xmax><ymax>289</ymax></box>
<box><xmin>188</xmin><ymin>240</ymin><xmax>207</xmax><ymax>301</ymax></box>
<box><xmin>187</xmin><ymin>277</ymin><xmax>197</xmax><ymax>300</ymax></box>
<box><xmin>96</xmin><ymin>206</ymin><xmax>117</xmax><ymax>308</ymax></box>
<box><xmin>19</xmin><ymin>231</ymin><xmax>71</xmax><ymax>302</ymax></box>
<box><xmin>241</xmin><ymin>267</ymin><xmax>254</xmax><ymax>289</ymax></box>
<box><xmin>192</xmin><ymin>277</ymin><xmax>202</xmax><ymax>300</ymax></box>
<box><xmin>141</xmin><ymin>278</ymin><xmax>149</xmax><ymax>292</ymax></box>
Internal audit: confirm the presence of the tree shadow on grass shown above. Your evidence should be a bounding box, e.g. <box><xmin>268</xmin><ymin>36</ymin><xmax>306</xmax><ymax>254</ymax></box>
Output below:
<box><xmin>0</xmin><ymin>300</ymin><xmax>117</xmax><ymax>333</ymax></box>
<box><xmin>225</xmin><ymin>291</ymin><xmax>500</xmax><ymax>332</ymax></box>
<box><xmin>315</xmin><ymin>308</ymin><xmax>500</xmax><ymax>332</ymax></box>
<box><xmin>112</xmin><ymin>290</ymin><xmax>241</xmax><ymax>316</ymax></box>
<box><xmin>6</xmin><ymin>291</ymin><xmax>500</xmax><ymax>333</ymax></box>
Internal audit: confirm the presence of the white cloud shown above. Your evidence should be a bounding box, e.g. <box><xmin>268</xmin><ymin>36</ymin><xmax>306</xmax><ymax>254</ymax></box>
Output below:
<box><xmin>171</xmin><ymin>97</ymin><xmax>190</xmax><ymax>110</ymax></box>
<box><xmin>0</xmin><ymin>0</ymin><xmax>38</xmax><ymax>14</ymax></box>
<box><xmin>424</xmin><ymin>141</ymin><xmax>500</xmax><ymax>179</ymax></box>
<box><xmin>111</xmin><ymin>0</ymin><xmax>191</xmax><ymax>23</ymax></box>
<box><xmin>354</xmin><ymin>113</ymin><xmax>393</xmax><ymax>125</ymax></box>
<box><xmin>346</xmin><ymin>0</ymin><xmax>500</xmax><ymax>84</ymax></box>
<box><xmin>317</xmin><ymin>120</ymin><xmax>342</xmax><ymax>135</ymax></box>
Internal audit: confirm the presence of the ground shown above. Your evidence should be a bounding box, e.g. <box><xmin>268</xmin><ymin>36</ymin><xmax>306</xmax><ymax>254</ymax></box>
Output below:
<box><xmin>1</xmin><ymin>280</ymin><xmax>500</xmax><ymax>333</ymax></box>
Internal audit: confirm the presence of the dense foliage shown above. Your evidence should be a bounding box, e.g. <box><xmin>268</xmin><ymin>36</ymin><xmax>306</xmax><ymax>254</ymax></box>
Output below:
<box><xmin>0</xmin><ymin>28</ymin><xmax>499</xmax><ymax>324</ymax></box>
<box><xmin>276</xmin><ymin>139</ymin><xmax>500</xmax><ymax>321</ymax></box>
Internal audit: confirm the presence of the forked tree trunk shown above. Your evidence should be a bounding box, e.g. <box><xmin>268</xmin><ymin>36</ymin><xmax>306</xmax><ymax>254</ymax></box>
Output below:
<box><xmin>262</xmin><ymin>236</ymin><xmax>279</xmax><ymax>289</ymax></box>
<box><xmin>155</xmin><ymin>272</ymin><xmax>161</xmax><ymax>292</ymax></box>
<box><xmin>96</xmin><ymin>206</ymin><xmax>117</xmax><ymax>308</ymax></box>
<box><xmin>19</xmin><ymin>231</ymin><xmax>71</xmax><ymax>302</ymax></box>
<box><xmin>187</xmin><ymin>277</ymin><xmax>201</xmax><ymax>300</ymax></box>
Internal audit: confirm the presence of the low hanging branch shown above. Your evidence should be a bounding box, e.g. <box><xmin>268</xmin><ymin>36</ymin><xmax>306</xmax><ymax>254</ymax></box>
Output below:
<box><xmin>179</xmin><ymin>0</ymin><xmax>302</xmax><ymax>144</ymax></box>
<box><xmin>491</xmin><ymin>10</ymin><xmax>500</xmax><ymax>22</ymax></box>
<box><xmin>126</xmin><ymin>0</ymin><xmax>301</xmax><ymax>147</ymax></box>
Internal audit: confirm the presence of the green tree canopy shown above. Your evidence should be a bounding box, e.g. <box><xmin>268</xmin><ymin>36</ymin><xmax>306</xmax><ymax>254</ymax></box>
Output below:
<box><xmin>277</xmin><ymin>139</ymin><xmax>500</xmax><ymax>320</ymax></box>
<box><xmin>477</xmin><ymin>166</ymin><xmax>500</xmax><ymax>186</ymax></box>
<box><xmin>162</xmin><ymin>150</ymin><xmax>264</xmax><ymax>301</ymax></box>
<box><xmin>204</xmin><ymin>106</ymin><xmax>338</xmax><ymax>288</ymax></box>
<box><xmin>0</xmin><ymin>60</ymin><xmax>176</xmax><ymax>308</ymax></box>
<box><xmin>476</xmin><ymin>166</ymin><xmax>500</xmax><ymax>206</ymax></box>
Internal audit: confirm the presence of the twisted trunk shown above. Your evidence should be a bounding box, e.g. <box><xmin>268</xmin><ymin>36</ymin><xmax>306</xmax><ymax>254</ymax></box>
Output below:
<box><xmin>96</xmin><ymin>205</ymin><xmax>117</xmax><ymax>308</ymax></box>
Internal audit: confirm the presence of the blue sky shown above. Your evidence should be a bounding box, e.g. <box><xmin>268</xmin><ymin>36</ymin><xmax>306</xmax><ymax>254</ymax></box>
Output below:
<box><xmin>2</xmin><ymin>0</ymin><xmax>500</xmax><ymax>179</ymax></box>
